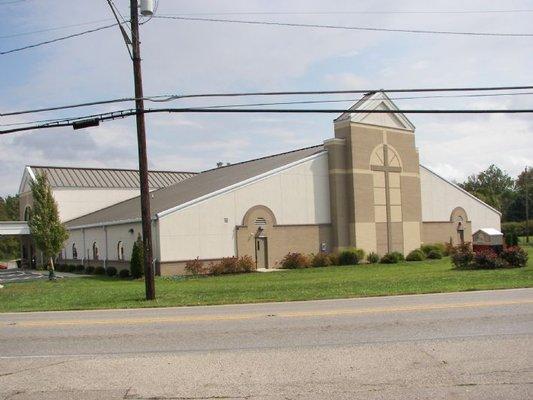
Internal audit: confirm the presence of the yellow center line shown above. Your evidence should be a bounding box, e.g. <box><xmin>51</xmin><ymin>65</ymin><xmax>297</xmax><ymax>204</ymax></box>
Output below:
<box><xmin>3</xmin><ymin>299</ymin><xmax>532</xmax><ymax>328</ymax></box>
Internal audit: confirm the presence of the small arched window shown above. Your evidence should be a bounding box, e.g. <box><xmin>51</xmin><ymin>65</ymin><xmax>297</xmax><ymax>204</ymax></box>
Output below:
<box><xmin>117</xmin><ymin>241</ymin><xmax>124</xmax><ymax>261</ymax></box>
<box><xmin>92</xmin><ymin>242</ymin><xmax>99</xmax><ymax>261</ymax></box>
<box><xmin>72</xmin><ymin>244</ymin><xmax>78</xmax><ymax>260</ymax></box>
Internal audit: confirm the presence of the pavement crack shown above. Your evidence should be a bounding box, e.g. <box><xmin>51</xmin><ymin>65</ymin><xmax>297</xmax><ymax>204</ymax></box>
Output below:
<box><xmin>0</xmin><ymin>360</ymin><xmax>68</xmax><ymax>378</ymax></box>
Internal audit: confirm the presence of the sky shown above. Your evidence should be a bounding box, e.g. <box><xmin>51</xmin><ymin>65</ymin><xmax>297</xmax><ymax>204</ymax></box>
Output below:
<box><xmin>0</xmin><ymin>0</ymin><xmax>532</xmax><ymax>196</ymax></box>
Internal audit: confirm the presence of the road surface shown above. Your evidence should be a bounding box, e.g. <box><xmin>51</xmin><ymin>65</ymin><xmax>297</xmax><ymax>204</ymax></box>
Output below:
<box><xmin>1</xmin><ymin>289</ymin><xmax>532</xmax><ymax>399</ymax></box>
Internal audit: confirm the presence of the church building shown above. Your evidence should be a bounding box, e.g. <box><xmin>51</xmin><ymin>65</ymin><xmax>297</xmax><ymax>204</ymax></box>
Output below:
<box><xmin>18</xmin><ymin>92</ymin><xmax>501</xmax><ymax>274</ymax></box>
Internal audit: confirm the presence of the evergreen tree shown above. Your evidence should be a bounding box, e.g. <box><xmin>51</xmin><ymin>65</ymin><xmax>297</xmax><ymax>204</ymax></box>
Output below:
<box><xmin>28</xmin><ymin>174</ymin><xmax>68</xmax><ymax>280</ymax></box>
<box><xmin>130</xmin><ymin>234</ymin><xmax>144</xmax><ymax>279</ymax></box>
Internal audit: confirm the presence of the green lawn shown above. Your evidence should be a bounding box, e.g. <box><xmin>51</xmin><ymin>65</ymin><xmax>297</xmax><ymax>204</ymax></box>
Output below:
<box><xmin>1</xmin><ymin>248</ymin><xmax>532</xmax><ymax>313</ymax></box>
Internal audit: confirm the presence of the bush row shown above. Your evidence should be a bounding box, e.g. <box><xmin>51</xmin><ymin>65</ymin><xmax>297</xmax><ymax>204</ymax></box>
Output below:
<box><xmin>54</xmin><ymin>264</ymin><xmax>131</xmax><ymax>278</ymax></box>
<box><xmin>185</xmin><ymin>255</ymin><xmax>256</xmax><ymax>276</ymax></box>
<box><xmin>451</xmin><ymin>243</ymin><xmax>528</xmax><ymax>269</ymax></box>
<box><xmin>279</xmin><ymin>242</ymin><xmax>450</xmax><ymax>269</ymax></box>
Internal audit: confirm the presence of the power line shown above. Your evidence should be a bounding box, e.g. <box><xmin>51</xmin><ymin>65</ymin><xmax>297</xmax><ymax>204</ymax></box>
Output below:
<box><xmin>167</xmin><ymin>10</ymin><xmax>533</xmax><ymax>16</ymax></box>
<box><xmin>106</xmin><ymin>0</ymin><xmax>133</xmax><ymax>59</ymax></box>
<box><xmin>0</xmin><ymin>18</ymin><xmax>115</xmax><ymax>39</ymax></box>
<box><xmin>5</xmin><ymin>91</ymin><xmax>533</xmax><ymax>128</ymax></box>
<box><xmin>0</xmin><ymin>22</ymin><xmax>120</xmax><ymax>55</ymax></box>
<box><xmin>3</xmin><ymin>85</ymin><xmax>533</xmax><ymax>117</ymax></box>
<box><xmin>2</xmin><ymin>106</ymin><xmax>533</xmax><ymax>135</ymax></box>
<box><xmin>154</xmin><ymin>15</ymin><xmax>533</xmax><ymax>38</ymax></box>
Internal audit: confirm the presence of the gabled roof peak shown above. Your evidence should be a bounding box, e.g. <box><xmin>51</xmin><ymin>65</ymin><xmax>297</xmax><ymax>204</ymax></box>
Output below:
<box><xmin>334</xmin><ymin>91</ymin><xmax>415</xmax><ymax>131</ymax></box>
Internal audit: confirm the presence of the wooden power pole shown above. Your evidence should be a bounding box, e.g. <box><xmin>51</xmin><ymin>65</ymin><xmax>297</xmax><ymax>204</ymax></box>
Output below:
<box><xmin>130</xmin><ymin>0</ymin><xmax>155</xmax><ymax>300</ymax></box>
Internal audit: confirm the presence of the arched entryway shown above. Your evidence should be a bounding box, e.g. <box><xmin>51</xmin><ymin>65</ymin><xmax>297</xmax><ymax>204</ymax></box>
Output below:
<box><xmin>239</xmin><ymin>205</ymin><xmax>277</xmax><ymax>269</ymax></box>
<box><xmin>450</xmin><ymin>207</ymin><xmax>468</xmax><ymax>244</ymax></box>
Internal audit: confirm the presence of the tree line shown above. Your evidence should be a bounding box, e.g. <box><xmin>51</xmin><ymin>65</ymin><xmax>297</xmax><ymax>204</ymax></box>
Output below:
<box><xmin>457</xmin><ymin>165</ymin><xmax>531</xmax><ymax>223</ymax></box>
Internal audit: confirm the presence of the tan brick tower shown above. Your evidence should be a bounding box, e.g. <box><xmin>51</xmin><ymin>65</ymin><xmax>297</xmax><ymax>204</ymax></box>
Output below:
<box><xmin>325</xmin><ymin>92</ymin><xmax>423</xmax><ymax>256</ymax></box>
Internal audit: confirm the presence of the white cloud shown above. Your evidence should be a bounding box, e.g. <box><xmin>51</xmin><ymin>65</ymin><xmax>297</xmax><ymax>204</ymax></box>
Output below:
<box><xmin>0</xmin><ymin>0</ymin><xmax>532</xmax><ymax>196</ymax></box>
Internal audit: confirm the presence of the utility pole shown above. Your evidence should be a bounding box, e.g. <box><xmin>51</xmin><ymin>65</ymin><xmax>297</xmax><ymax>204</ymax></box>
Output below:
<box><xmin>130</xmin><ymin>0</ymin><xmax>155</xmax><ymax>300</ymax></box>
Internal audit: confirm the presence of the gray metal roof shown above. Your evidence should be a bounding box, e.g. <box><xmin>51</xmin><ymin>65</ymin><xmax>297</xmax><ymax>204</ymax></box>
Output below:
<box><xmin>29</xmin><ymin>166</ymin><xmax>196</xmax><ymax>190</ymax></box>
<box><xmin>65</xmin><ymin>145</ymin><xmax>325</xmax><ymax>227</ymax></box>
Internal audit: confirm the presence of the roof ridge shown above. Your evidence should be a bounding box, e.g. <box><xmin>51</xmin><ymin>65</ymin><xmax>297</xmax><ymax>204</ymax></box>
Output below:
<box><xmin>201</xmin><ymin>143</ymin><xmax>324</xmax><ymax>173</ymax></box>
<box><xmin>28</xmin><ymin>165</ymin><xmax>198</xmax><ymax>174</ymax></box>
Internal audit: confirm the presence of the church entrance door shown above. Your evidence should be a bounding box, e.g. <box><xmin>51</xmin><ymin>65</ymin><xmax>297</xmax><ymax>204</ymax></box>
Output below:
<box><xmin>255</xmin><ymin>237</ymin><xmax>268</xmax><ymax>269</ymax></box>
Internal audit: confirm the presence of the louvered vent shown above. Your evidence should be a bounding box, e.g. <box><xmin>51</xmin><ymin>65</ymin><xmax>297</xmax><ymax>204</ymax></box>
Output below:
<box><xmin>254</xmin><ymin>217</ymin><xmax>267</xmax><ymax>226</ymax></box>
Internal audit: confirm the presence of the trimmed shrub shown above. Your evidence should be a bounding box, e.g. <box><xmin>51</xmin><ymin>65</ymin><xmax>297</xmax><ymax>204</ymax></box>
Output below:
<box><xmin>311</xmin><ymin>252</ymin><xmax>331</xmax><ymax>268</ymax></box>
<box><xmin>85</xmin><ymin>266</ymin><xmax>95</xmax><ymax>274</ymax></box>
<box><xmin>426</xmin><ymin>249</ymin><xmax>443</xmax><ymax>259</ymax></box>
<box><xmin>219</xmin><ymin>257</ymin><xmax>239</xmax><ymax>274</ymax></box>
<box><xmin>366</xmin><ymin>252</ymin><xmax>380</xmax><ymax>264</ymax></box>
<box><xmin>130</xmin><ymin>235</ymin><xmax>144</xmax><ymax>279</ymax></box>
<box><xmin>338</xmin><ymin>249</ymin><xmax>359</xmax><ymax>266</ymax></box>
<box><xmin>390</xmin><ymin>251</ymin><xmax>404</xmax><ymax>262</ymax></box>
<box><xmin>75</xmin><ymin>264</ymin><xmax>85</xmax><ymax>273</ymax></box>
<box><xmin>444</xmin><ymin>242</ymin><xmax>454</xmax><ymax>256</ymax></box>
<box><xmin>380</xmin><ymin>253</ymin><xmax>400</xmax><ymax>264</ymax></box>
<box><xmin>185</xmin><ymin>257</ymin><xmax>205</xmax><ymax>276</ymax></box>
<box><xmin>208</xmin><ymin>261</ymin><xmax>226</xmax><ymax>276</ymax></box>
<box><xmin>328</xmin><ymin>252</ymin><xmax>340</xmax><ymax>266</ymax></box>
<box><xmin>106</xmin><ymin>266</ymin><xmax>117</xmax><ymax>277</ymax></box>
<box><xmin>353</xmin><ymin>248</ymin><xmax>365</xmax><ymax>261</ymax></box>
<box><xmin>118</xmin><ymin>269</ymin><xmax>130</xmax><ymax>278</ymax></box>
<box><xmin>208</xmin><ymin>257</ymin><xmax>255</xmax><ymax>275</ymax></box>
<box><xmin>420</xmin><ymin>243</ymin><xmax>446</xmax><ymax>256</ymax></box>
<box><xmin>94</xmin><ymin>266</ymin><xmax>106</xmax><ymax>275</ymax></box>
<box><xmin>281</xmin><ymin>252</ymin><xmax>310</xmax><ymax>269</ymax></box>
<box><xmin>236</xmin><ymin>255</ymin><xmax>256</xmax><ymax>273</ymax></box>
<box><xmin>500</xmin><ymin>246</ymin><xmax>528</xmax><ymax>268</ymax></box>
<box><xmin>67</xmin><ymin>264</ymin><xmax>76</xmax><ymax>272</ymax></box>
<box><xmin>451</xmin><ymin>243</ymin><xmax>474</xmax><ymax>269</ymax></box>
<box><xmin>473</xmin><ymin>249</ymin><xmax>505</xmax><ymax>269</ymax></box>
<box><xmin>55</xmin><ymin>264</ymin><xmax>65</xmax><ymax>272</ymax></box>
<box><xmin>406</xmin><ymin>249</ymin><xmax>425</xmax><ymax>261</ymax></box>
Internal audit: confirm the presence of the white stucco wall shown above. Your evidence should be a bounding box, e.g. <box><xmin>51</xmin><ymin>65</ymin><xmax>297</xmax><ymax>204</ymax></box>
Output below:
<box><xmin>158</xmin><ymin>153</ymin><xmax>331</xmax><ymax>262</ymax></box>
<box><xmin>63</xmin><ymin>222</ymin><xmax>142</xmax><ymax>262</ymax></box>
<box><xmin>52</xmin><ymin>188</ymin><xmax>142</xmax><ymax>222</ymax></box>
<box><xmin>420</xmin><ymin>166</ymin><xmax>501</xmax><ymax>232</ymax></box>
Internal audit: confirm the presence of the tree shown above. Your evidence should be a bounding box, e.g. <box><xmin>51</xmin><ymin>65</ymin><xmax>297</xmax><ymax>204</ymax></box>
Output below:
<box><xmin>458</xmin><ymin>165</ymin><xmax>515</xmax><ymax>216</ymax></box>
<box><xmin>0</xmin><ymin>195</ymin><xmax>20</xmax><ymax>260</ymax></box>
<box><xmin>506</xmin><ymin>167</ymin><xmax>532</xmax><ymax>222</ymax></box>
<box><xmin>28</xmin><ymin>174</ymin><xmax>68</xmax><ymax>280</ymax></box>
<box><xmin>130</xmin><ymin>234</ymin><xmax>144</xmax><ymax>279</ymax></box>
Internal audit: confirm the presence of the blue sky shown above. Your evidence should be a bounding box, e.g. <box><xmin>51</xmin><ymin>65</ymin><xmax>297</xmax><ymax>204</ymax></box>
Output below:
<box><xmin>1</xmin><ymin>0</ymin><xmax>532</xmax><ymax>196</ymax></box>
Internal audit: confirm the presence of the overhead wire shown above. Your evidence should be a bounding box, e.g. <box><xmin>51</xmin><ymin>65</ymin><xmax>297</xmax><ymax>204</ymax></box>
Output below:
<box><xmin>2</xmin><ymin>106</ymin><xmax>533</xmax><ymax>135</ymax></box>
<box><xmin>167</xmin><ymin>10</ymin><xmax>533</xmax><ymax>16</ymax></box>
<box><xmin>4</xmin><ymin>91</ymin><xmax>533</xmax><ymax>128</ymax></box>
<box><xmin>0</xmin><ymin>18</ymin><xmax>116</xmax><ymax>39</ymax></box>
<box><xmin>3</xmin><ymin>85</ymin><xmax>533</xmax><ymax>117</ymax></box>
<box><xmin>154</xmin><ymin>15</ymin><xmax>533</xmax><ymax>38</ymax></box>
<box><xmin>105</xmin><ymin>0</ymin><xmax>133</xmax><ymax>59</ymax></box>
<box><xmin>0</xmin><ymin>22</ymin><xmax>120</xmax><ymax>55</ymax></box>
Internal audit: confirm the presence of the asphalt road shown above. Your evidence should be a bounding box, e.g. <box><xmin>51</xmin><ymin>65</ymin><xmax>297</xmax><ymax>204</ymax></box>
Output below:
<box><xmin>1</xmin><ymin>289</ymin><xmax>532</xmax><ymax>399</ymax></box>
